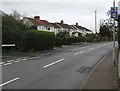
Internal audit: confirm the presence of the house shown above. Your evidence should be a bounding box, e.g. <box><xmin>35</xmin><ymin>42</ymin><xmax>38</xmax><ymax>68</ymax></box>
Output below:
<box><xmin>83</xmin><ymin>27</ymin><xmax>93</xmax><ymax>34</ymax></box>
<box><xmin>72</xmin><ymin>23</ymin><xmax>93</xmax><ymax>36</ymax></box>
<box><xmin>51</xmin><ymin>20</ymin><xmax>79</xmax><ymax>37</ymax></box>
<box><xmin>22</xmin><ymin>16</ymin><xmax>55</xmax><ymax>32</ymax></box>
<box><xmin>0</xmin><ymin>10</ymin><xmax>7</xmax><ymax>16</ymax></box>
<box><xmin>22</xmin><ymin>16</ymin><xmax>93</xmax><ymax>36</ymax></box>
<box><xmin>50</xmin><ymin>22</ymin><xmax>62</xmax><ymax>35</ymax></box>
<box><xmin>72</xmin><ymin>23</ymin><xmax>87</xmax><ymax>36</ymax></box>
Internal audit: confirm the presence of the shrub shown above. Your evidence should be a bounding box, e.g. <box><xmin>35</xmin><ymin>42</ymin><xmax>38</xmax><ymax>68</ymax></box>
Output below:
<box><xmin>17</xmin><ymin>30</ymin><xmax>55</xmax><ymax>51</ymax></box>
<box><xmin>55</xmin><ymin>38</ymin><xmax>62</xmax><ymax>47</ymax></box>
<box><xmin>71</xmin><ymin>36</ymin><xmax>83</xmax><ymax>43</ymax></box>
<box><xmin>56</xmin><ymin>31</ymin><xmax>71</xmax><ymax>45</ymax></box>
<box><xmin>86</xmin><ymin>34</ymin><xmax>96</xmax><ymax>42</ymax></box>
<box><xmin>2</xmin><ymin>15</ymin><xmax>26</xmax><ymax>44</ymax></box>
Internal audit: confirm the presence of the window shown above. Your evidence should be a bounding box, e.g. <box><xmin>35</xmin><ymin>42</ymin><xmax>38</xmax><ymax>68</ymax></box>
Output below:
<box><xmin>46</xmin><ymin>27</ymin><xmax>50</xmax><ymax>30</ymax></box>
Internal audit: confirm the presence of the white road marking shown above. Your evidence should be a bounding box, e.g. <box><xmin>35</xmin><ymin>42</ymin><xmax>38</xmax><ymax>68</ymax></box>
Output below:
<box><xmin>35</xmin><ymin>57</ymin><xmax>39</xmax><ymax>58</ymax></box>
<box><xmin>0</xmin><ymin>62</ymin><xmax>5</xmax><ymax>65</ymax></box>
<box><xmin>23</xmin><ymin>57</ymin><xmax>28</xmax><ymax>59</ymax></box>
<box><xmin>0</xmin><ymin>65</ymin><xmax>2</xmax><ymax>67</ymax></box>
<box><xmin>82</xmin><ymin>46</ymin><xmax>87</xmax><ymax>48</ymax></box>
<box><xmin>7</xmin><ymin>60</ymin><xmax>14</xmax><ymax>63</ymax></box>
<box><xmin>0</xmin><ymin>77</ymin><xmax>19</xmax><ymax>87</ymax></box>
<box><xmin>43</xmin><ymin>58</ymin><xmax>65</xmax><ymax>68</ymax></box>
<box><xmin>22</xmin><ymin>59</ymin><xmax>27</xmax><ymax>61</ymax></box>
<box><xmin>14</xmin><ymin>60</ymin><xmax>21</xmax><ymax>63</ymax></box>
<box><xmin>29</xmin><ymin>57</ymin><xmax>35</xmax><ymax>59</ymax></box>
<box><xmin>15</xmin><ymin>58</ymin><xmax>21</xmax><ymax>61</ymax></box>
<box><xmin>97</xmin><ymin>46</ymin><xmax>100</xmax><ymax>47</ymax></box>
<box><xmin>3</xmin><ymin>63</ymin><xmax>12</xmax><ymax>66</ymax></box>
<box><xmin>73</xmin><ymin>51</ymin><xmax>84</xmax><ymax>56</ymax></box>
<box><xmin>103</xmin><ymin>44</ymin><xmax>107</xmax><ymax>46</ymax></box>
<box><xmin>88</xmin><ymin>47</ymin><xmax>95</xmax><ymax>50</ymax></box>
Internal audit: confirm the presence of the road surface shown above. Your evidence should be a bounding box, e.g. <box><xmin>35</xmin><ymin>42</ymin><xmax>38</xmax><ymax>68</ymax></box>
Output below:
<box><xmin>1</xmin><ymin>42</ymin><xmax>115</xmax><ymax>89</ymax></box>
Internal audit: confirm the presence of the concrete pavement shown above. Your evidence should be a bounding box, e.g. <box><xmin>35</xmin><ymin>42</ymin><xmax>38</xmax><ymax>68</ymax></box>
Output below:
<box><xmin>82</xmin><ymin>48</ymin><xmax>118</xmax><ymax>89</ymax></box>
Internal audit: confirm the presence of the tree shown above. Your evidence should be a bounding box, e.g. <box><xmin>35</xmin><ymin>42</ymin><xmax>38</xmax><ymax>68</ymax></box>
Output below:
<box><xmin>2</xmin><ymin>15</ymin><xmax>26</xmax><ymax>44</ymax></box>
<box><xmin>10</xmin><ymin>10</ymin><xmax>21</xmax><ymax>20</ymax></box>
<box><xmin>86</xmin><ymin>33</ymin><xmax>96</xmax><ymax>42</ymax></box>
<box><xmin>99</xmin><ymin>25</ymin><xmax>112</xmax><ymax>39</ymax></box>
<box><xmin>56</xmin><ymin>31</ymin><xmax>71</xmax><ymax>45</ymax></box>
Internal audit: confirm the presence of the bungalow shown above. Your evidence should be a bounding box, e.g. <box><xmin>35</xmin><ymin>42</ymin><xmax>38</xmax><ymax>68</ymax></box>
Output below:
<box><xmin>22</xmin><ymin>16</ymin><xmax>55</xmax><ymax>32</ymax></box>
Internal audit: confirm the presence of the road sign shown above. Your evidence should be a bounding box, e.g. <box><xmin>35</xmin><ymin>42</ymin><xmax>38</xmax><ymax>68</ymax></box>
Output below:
<box><xmin>111</xmin><ymin>7</ymin><xmax>118</xmax><ymax>19</ymax></box>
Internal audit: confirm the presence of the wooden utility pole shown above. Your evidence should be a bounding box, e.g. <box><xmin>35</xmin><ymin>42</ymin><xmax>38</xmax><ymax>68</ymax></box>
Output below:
<box><xmin>95</xmin><ymin>10</ymin><xmax>97</xmax><ymax>34</ymax></box>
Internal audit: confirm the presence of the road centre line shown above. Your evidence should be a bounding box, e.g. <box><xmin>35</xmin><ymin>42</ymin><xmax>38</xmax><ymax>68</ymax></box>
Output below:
<box><xmin>0</xmin><ymin>77</ymin><xmax>19</xmax><ymax>87</ymax></box>
<box><xmin>7</xmin><ymin>60</ymin><xmax>14</xmax><ymax>63</ymax></box>
<box><xmin>14</xmin><ymin>60</ymin><xmax>21</xmax><ymax>63</ymax></box>
<box><xmin>22</xmin><ymin>59</ymin><xmax>27</xmax><ymax>61</ymax></box>
<box><xmin>0</xmin><ymin>62</ymin><xmax>5</xmax><ymax>64</ymax></box>
<box><xmin>3</xmin><ymin>63</ymin><xmax>12</xmax><ymax>66</ymax></box>
<box><xmin>73</xmin><ymin>51</ymin><xmax>84</xmax><ymax>56</ymax></box>
<box><xmin>97</xmin><ymin>46</ymin><xmax>100</xmax><ymax>47</ymax></box>
<box><xmin>88</xmin><ymin>47</ymin><xmax>95</xmax><ymax>50</ymax></box>
<box><xmin>43</xmin><ymin>58</ymin><xmax>65</xmax><ymax>68</ymax></box>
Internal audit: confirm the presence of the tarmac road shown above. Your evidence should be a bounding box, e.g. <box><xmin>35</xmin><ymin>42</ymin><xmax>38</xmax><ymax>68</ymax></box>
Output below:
<box><xmin>1</xmin><ymin>42</ymin><xmax>115</xmax><ymax>89</ymax></box>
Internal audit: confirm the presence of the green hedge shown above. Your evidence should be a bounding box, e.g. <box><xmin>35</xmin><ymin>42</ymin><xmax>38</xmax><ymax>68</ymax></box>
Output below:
<box><xmin>71</xmin><ymin>36</ymin><xmax>84</xmax><ymax>43</ymax></box>
<box><xmin>55</xmin><ymin>38</ymin><xmax>62</xmax><ymax>47</ymax></box>
<box><xmin>86</xmin><ymin>34</ymin><xmax>96</xmax><ymax>42</ymax></box>
<box><xmin>2</xmin><ymin>15</ymin><xmax>26</xmax><ymax>44</ymax></box>
<box><xmin>17</xmin><ymin>30</ymin><xmax>55</xmax><ymax>51</ymax></box>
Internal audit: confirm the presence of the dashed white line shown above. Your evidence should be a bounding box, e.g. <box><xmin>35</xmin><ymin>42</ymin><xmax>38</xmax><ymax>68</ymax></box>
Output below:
<box><xmin>43</xmin><ymin>58</ymin><xmax>65</xmax><ymax>68</ymax></box>
<box><xmin>0</xmin><ymin>77</ymin><xmax>19</xmax><ymax>87</ymax></box>
<box><xmin>73</xmin><ymin>51</ymin><xmax>84</xmax><ymax>56</ymax></box>
<box><xmin>0</xmin><ymin>62</ymin><xmax>5</xmax><ymax>65</ymax></box>
<box><xmin>97</xmin><ymin>46</ymin><xmax>100</xmax><ymax>47</ymax></box>
<box><xmin>88</xmin><ymin>47</ymin><xmax>95</xmax><ymax>50</ymax></box>
<box><xmin>15</xmin><ymin>58</ymin><xmax>21</xmax><ymax>61</ymax></box>
<box><xmin>7</xmin><ymin>60</ymin><xmax>14</xmax><ymax>63</ymax></box>
<box><xmin>3</xmin><ymin>63</ymin><xmax>12</xmax><ymax>66</ymax></box>
<box><xmin>22</xmin><ymin>59</ymin><xmax>27</xmax><ymax>61</ymax></box>
<box><xmin>14</xmin><ymin>60</ymin><xmax>21</xmax><ymax>63</ymax></box>
<box><xmin>29</xmin><ymin>57</ymin><xmax>35</xmax><ymax>59</ymax></box>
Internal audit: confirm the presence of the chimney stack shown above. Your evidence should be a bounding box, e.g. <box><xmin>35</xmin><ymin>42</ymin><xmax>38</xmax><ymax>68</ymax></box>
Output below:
<box><xmin>61</xmin><ymin>20</ymin><xmax>64</xmax><ymax>24</ymax></box>
<box><xmin>34</xmin><ymin>16</ymin><xmax>40</xmax><ymax>20</ymax></box>
<box><xmin>76</xmin><ymin>22</ymin><xmax>78</xmax><ymax>26</ymax></box>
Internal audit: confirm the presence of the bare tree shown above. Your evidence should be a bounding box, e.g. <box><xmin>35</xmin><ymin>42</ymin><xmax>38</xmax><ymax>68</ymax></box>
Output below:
<box><xmin>10</xmin><ymin>10</ymin><xmax>21</xmax><ymax>20</ymax></box>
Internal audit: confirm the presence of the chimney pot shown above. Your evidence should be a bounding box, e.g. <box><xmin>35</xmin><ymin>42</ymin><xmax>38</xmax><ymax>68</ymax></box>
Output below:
<box><xmin>34</xmin><ymin>16</ymin><xmax>40</xmax><ymax>20</ymax></box>
<box><xmin>61</xmin><ymin>20</ymin><xmax>64</xmax><ymax>24</ymax></box>
<box><xmin>76</xmin><ymin>22</ymin><xmax>78</xmax><ymax>26</ymax></box>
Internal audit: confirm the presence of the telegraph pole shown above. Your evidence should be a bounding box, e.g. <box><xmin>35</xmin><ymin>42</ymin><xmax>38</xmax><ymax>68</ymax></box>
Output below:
<box><xmin>95</xmin><ymin>10</ymin><xmax>97</xmax><ymax>34</ymax></box>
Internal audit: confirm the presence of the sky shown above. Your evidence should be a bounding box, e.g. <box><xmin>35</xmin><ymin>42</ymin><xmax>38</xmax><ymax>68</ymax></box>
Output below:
<box><xmin>1</xmin><ymin>0</ymin><xmax>120</xmax><ymax>33</ymax></box>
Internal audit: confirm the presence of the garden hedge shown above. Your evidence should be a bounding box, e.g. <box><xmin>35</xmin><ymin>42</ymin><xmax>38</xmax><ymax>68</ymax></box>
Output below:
<box><xmin>18</xmin><ymin>30</ymin><xmax>55</xmax><ymax>51</ymax></box>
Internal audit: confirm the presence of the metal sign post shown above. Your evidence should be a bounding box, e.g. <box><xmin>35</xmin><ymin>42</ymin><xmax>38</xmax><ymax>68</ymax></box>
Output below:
<box><xmin>110</xmin><ymin>0</ymin><xmax>118</xmax><ymax>66</ymax></box>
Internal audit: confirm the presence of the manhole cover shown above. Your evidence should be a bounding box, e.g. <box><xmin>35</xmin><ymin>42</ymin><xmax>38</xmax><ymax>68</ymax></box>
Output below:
<box><xmin>76</xmin><ymin>66</ymin><xmax>93</xmax><ymax>73</ymax></box>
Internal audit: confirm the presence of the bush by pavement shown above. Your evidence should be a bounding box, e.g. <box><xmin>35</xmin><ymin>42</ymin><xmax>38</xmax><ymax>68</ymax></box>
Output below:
<box><xmin>17</xmin><ymin>30</ymin><xmax>55</xmax><ymax>52</ymax></box>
